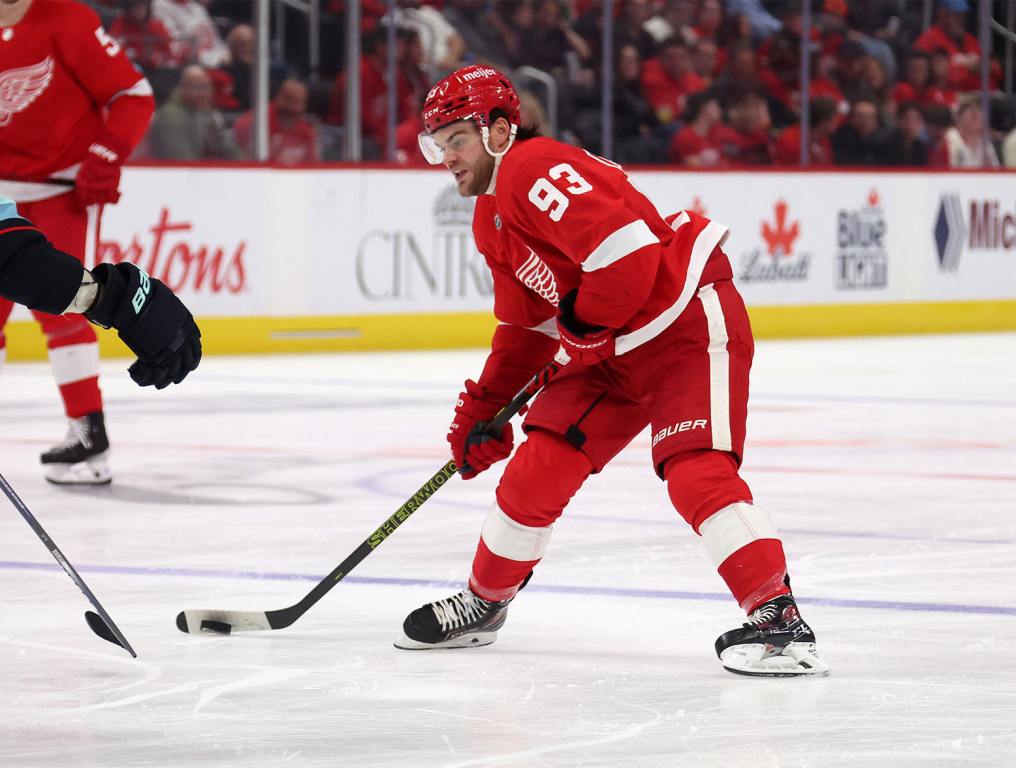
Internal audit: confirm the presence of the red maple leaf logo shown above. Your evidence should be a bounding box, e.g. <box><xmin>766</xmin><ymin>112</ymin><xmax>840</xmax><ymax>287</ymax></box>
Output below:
<box><xmin>761</xmin><ymin>200</ymin><xmax>799</xmax><ymax>257</ymax></box>
<box><xmin>689</xmin><ymin>196</ymin><xmax>707</xmax><ymax>216</ymax></box>
<box><xmin>867</xmin><ymin>189</ymin><xmax>880</xmax><ymax>207</ymax></box>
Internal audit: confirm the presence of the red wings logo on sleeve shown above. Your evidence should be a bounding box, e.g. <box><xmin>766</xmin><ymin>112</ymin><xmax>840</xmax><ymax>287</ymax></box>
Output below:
<box><xmin>0</xmin><ymin>57</ymin><xmax>55</xmax><ymax>127</ymax></box>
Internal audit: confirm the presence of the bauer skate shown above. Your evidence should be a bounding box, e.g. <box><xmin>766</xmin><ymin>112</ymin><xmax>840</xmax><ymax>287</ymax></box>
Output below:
<box><xmin>715</xmin><ymin>593</ymin><xmax>829</xmax><ymax>677</ymax></box>
<box><xmin>40</xmin><ymin>411</ymin><xmax>111</xmax><ymax>485</ymax></box>
<box><xmin>395</xmin><ymin>587</ymin><xmax>512</xmax><ymax>650</ymax></box>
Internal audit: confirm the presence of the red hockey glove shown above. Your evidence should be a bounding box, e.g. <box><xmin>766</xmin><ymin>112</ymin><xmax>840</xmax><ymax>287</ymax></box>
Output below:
<box><xmin>447</xmin><ymin>379</ymin><xmax>514</xmax><ymax>479</ymax></box>
<box><xmin>74</xmin><ymin>137</ymin><xmax>128</xmax><ymax>208</ymax></box>
<box><xmin>556</xmin><ymin>289</ymin><xmax>615</xmax><ymax>366</ymax></box>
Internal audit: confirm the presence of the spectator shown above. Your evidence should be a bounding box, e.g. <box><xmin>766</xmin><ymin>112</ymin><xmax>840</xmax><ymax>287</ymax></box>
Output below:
<box><xmin>759</xmin><ymin>32</ymin><xmax>844</xmax><ymax>127</ymax></box>
<box><xmin>724</xmin><ymin>0</ymin><xmax>781</xmax><ymax>42</ymax></box>
<box><xmin>152</xmin><ymin>0</ymin><xmax>228</xmax><ymax>67</ymax></box>
<box><xmin>488</xmin><ymin>0</ymin><xmax>534</xmax><ymax>69</ymax></box>
<box><xmin>614</xmin><ymin>0</ymin><xmax>658</xmax><ymax>59</ymax></box>
<box><xmin>643</xmin><ymin>0</ymin><xmax>697</xmax><ymax>45</ymax></box>
<box><xmin>891</xmin><ymin>51</ymin><xmax>931</xmax><ymax>107</ymax></box>
<box><xmin>109</xmin><ymin>0</ymin><xmax>178</xmax><ymax>70</ymax></box>
<box><xmin>774</xmin><ymin>97</ymin><xmax>838</xmax><ymax>166</ymax></box>
<box><xmin>692</xmin><ymin>39</ymin><xmax>720</xmax><ymax>84</ymax></box>
<box><xmin>832</xmin><ymin>39</ymin><xmax>868</xmax><ymax>103</ymax></box>
<box><xmin>933</xmin><ymin>97</ymin><xmax>1000</xmax><ymax>168</ymax></box>
<box><xmin>233</xmin><ymin>79</ymin><xmax>318</xmax><ymax>165</ymax></box>
<box><xmin>716</xmin><ymin>85</ymin><xmax>773</xmax><ymax>164</ymax></box>
<box><xmin>219</xmin><ymin>24</ymin><xmax>254</xmax><ymax>111</ymax></box>
<box><xmin>924</xmin><ymin>103</ymin><xmax>954</xmax><ymax>162</ymax></box>
<box><xmin>391</xmin><ymin>0</ymin><xmax>466</xmax><ymax>74</ymax></box>
<box><xmin>712</xmin><ymin>41</ymin><xmax>761</xmax><ymax>107</ymax></box>
<box><xmin>148</xmin><ymin>65</ymin><xmax>238</xmax><ymax>159</ymax></box>
<box><xmin>442</xmin><ymin>0</ymin><xmax>513</xmax><ymax>68</ymax></box>
<box><xmin>641</xmin><ymin>37</ymin><xmax>707</xmax><ymax>125</ymax></box>
<box><xmin>611</xmin><ymin>43</ymin><xmax>663</xmax><ymax>163</ymax></box>
<box><xmin>884</xmin><ymin>101</ymin><xmax>929</xmax><ymax>166</ymax></box>
<box><xmin>668</xmin><ymin>91</ymin><xmax>724</xmax><ymax>166</ymax></box>
<box><xmin>913</xmin><ymin>0</ymin><xmax>982</xmax><ymax>92</ymax></box>
<box><xmin>1003</xmin><ymin>125</ymin><xmax>1016</xmax><ymax>168</ymax></box>
<box><xmin>832</xmin><ymin>98</ymin><xmax>887</xmax><ymax>165</ymax></box>
<box><xmin>517</xmin><ymin>0</ymin><xmax>592</xmax><ymax>74</ymax></box>
<box><xmin>925</xmin><ymin>48</ymin><xmax>958</xmax><ymax>108</ymax></box>
<box><xmin>692</xmin><ymin>0</ymin><xmax>723</xmax><ymax>42</ymax></box>
<box><xmin>860</xmin><ymin>57</ymin><xmax>891</xmax><ymax>111</ymax></box>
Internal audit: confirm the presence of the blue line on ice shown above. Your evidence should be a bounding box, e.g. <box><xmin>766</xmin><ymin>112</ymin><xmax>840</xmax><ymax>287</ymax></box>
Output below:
<box><xmin>1</xmin><ymin>560</ymin><xmax>1013</xmax><ymax>616</ymax></box>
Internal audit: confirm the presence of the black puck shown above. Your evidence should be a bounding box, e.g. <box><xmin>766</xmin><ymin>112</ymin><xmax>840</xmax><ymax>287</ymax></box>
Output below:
<box><xmin>200</xmin><ymin>619</ymin><xmax>232</xmax><ymax>635</ymax></box>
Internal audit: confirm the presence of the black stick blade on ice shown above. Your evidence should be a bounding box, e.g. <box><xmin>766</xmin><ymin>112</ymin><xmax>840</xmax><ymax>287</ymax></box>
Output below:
<box><xmin>85</xmin><ymin>610</ymin><xmax>138</xmax><ymax>658</ymax></box>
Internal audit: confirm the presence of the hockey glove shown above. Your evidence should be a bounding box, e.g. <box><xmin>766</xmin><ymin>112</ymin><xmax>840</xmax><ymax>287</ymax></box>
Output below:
<box><xmin>556</xmin><ymin>289</ymin><xmax>615</xmax><ymax>366</ymax></box>
<box><xmin>85</xmin><ymin>262</ymin><xmax>202</xmax><ymax>389</ymax></box>
<box><xmin>448</xmin><ymin>379</ymin><xmax>513</xmax><ymax>479</ymax></box>
<box><xmin>74</xmin><ymin>137</ymin><xmax>128</xmax><ymax>208</ymax></box>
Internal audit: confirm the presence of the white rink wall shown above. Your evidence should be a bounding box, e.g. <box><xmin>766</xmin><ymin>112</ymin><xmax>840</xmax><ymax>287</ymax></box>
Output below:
<box><xmin>7</xmin><ymin>166</ymin><xmax>1016</xmax><ymax>358</ymax></box>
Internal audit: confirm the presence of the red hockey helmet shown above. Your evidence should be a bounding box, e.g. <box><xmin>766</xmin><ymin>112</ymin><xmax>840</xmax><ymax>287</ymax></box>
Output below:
<box><xmin>419</xmin><ymin>65</ymin><xmax>521</xmax><ymax>165</ymax></box>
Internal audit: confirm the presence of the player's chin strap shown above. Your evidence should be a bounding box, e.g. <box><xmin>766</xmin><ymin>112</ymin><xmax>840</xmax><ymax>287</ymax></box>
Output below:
<box><xmin>481</xmin><ymin>123</ymin><xmax>518</xmax><ymax>195</ymax></box>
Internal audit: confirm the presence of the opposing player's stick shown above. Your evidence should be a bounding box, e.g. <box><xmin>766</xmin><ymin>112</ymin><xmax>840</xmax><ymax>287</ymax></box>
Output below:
<box><xmin>0</xmin><ymin>472</ymin><xmax>137</xmax><ymax>657</ymax></box>
<box><xmin>176</xmin><ymin>349</ymin><xmax>571</xmax><ymax>635</ymax></box>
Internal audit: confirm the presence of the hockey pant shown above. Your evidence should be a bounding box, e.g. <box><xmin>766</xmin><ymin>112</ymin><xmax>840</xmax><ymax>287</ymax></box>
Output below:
<box><xmin>0</xmin><ymin>194</ymin><xmax>102</xmax><ymax>418</ymax></box>
<box><xmin>469</xmin><ymin>277</ymin><xmax>791</xmax><ymax>613</ymax></box>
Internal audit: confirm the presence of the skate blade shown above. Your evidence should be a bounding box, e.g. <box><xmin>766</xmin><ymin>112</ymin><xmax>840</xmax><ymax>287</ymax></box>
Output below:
<box><xmin>720</xmin><ymin>642</ymin><xmax>830</xmax><ymax>677</ymax></box>
<box><xmin>43</xmin><ymin>451</ymin><xmax>112</xmax><ymax>486</ymax></box>
<box><xmin>393</xmin><ymin>631</ymin><xmax>497</xmax><ymax>650</ymax></box>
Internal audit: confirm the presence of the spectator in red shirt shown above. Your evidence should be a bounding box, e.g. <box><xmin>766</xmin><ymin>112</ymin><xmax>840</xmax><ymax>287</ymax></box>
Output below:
<box><xmin>774</xmin><ymin>97</ymin><xmax>838</xmax><ymax>166</ymax></box>
<box><xmin>668</xmin><ymin>91</ymin><xmax>725</xmax><ymax>166</ymax></box>
<box><xmin>925</xmin><ymin>48</ymin><xmax>958</xmax><ymax>108</ymax></box>
<box><xmin>716</xmin><ymin>85</ymin><xmax>773</xmax><ymax>165</ymax></box>
<box><xmin>233</xmin><ymin>79</ymin><xmax>319</xmax><ymax>165</ymax></box>
<box><xmin>110</xmin><ymin>0</ymin><xmax>178</xmax><ymax>70</ymax></box>
<box><xmin>913</xmin><ymin>0</ymin><xmax>982</xmax><ymax>91</ymax></box>
<box><xmin>692</xmin><ymin>39</ymin><xmax>721</xmax><ymax>84</ymax></box>
<box><xmin>692</xmin><ymin>0</ymin><xmax>724</xmax><ymax>42</ymax></box>
<box><xmin>891</xmin><ymin>51</ymin><xmax>931</xmax><ymax>107</ymax></box>
<box><xmin>641</xmin><ymin>37</ymin><xmax>707</xmax><ymax>125</ymax></box>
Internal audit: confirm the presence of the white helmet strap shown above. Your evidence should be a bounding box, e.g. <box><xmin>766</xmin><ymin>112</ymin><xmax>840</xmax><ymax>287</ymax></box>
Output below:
<box><xmin>481</xmin><ymin>123</ymin><xmax>517</xmax><ymax>195</ymax></box>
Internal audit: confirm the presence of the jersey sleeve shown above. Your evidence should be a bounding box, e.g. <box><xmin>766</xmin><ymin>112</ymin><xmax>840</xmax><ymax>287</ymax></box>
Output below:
<box><xmin>0</xmin><ymin>205</ymin><xmax>84</xmax><ymax>315</ymax></box>
<box><xmin>498</xmin><ymin>146</ymin><xmax>661</xmax><ymax>330</ymax></box>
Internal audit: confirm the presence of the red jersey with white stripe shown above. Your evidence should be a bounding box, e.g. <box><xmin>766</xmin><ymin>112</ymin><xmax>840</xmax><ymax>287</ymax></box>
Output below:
<box><xmin>476</xmin><ymin>136</ymin><xmax>732</xmax><ymax>355</ymax></box>
<box><xmin>0</xmin><ymin>0</ymin><xmax>152</xmax><ymax>182</ymax></box>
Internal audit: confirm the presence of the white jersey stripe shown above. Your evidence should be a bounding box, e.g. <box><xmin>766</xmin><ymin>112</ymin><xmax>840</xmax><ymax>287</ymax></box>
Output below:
<box><xmin>109</xmin><ymin>76</ymin><xmax>154</xmax><ymax>102</ymax></box>
<box><xmin>697</xmin><ymin>283</ymin><xmax>732</xmax><ymax>452</ymax></box>
<box><xmin>614</xmin><ymin>219</ymin><xmax>729</xmax><ymax>355</ymax></box>
<box><xmin>581</xmin><ymin>219</ymin><xmax>658</xmax><ymax>272</ymax></box>
<box><xmin>480</xmin><ymin>503</ymin><xmax>553</xmax><ymax>562</ymax></box>
<box><xmin>698</xmin><ymin>502</ymin><xmax>780</xmax><ymax>566</ymax></box>
<box><xmin>496</xmin><ymin>318</ymin><xmax>560</xmax><ymax>339</ymax></box>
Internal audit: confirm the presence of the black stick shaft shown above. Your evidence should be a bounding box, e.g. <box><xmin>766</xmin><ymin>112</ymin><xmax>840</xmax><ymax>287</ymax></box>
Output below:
<box><xmin>0</xmin><ymin>473</ymin><xmax>137</xmax><ymax>657</ymax></box>
<box><xmin>266</xmin><ymin>353</ymin><xmax>569</xmax><ymax>628</ymax></box>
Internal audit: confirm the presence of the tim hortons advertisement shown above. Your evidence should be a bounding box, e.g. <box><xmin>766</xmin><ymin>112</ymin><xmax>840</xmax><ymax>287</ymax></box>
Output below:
<box><xmin>97</xmin><ymin>169</ymin><xmax>266</xmax><ymax>316</ymax></box>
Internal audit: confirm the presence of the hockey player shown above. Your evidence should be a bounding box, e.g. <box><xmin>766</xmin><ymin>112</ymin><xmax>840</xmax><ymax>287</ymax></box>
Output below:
<box><xmin>0</xmin><ymin>198</ymin><xmax>201</xmax><ymax>389</ymax></box>
<box><xmin>0</xmin><ymin>0</ymin><xmax>156</xmax><ymax>483</ymax></box>
<box><xmin>397</xmin><ymin>65</ymin><xmax>828</xmax><ymax>676</ymax></box>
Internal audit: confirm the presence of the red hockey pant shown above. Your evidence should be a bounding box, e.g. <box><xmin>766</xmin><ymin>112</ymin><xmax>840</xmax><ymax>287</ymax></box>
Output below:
<box><xmin>469</xmin><ymin>279</ymin><xmax>790</xmax><ymax>612</ymax></box>
<box><xmin>0</xmin><ymin>194</ymin><xmax>102</xmax><ymax>418</ymax></box>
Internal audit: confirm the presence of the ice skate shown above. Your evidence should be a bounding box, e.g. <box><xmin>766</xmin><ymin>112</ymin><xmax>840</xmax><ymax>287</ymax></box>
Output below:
<box><xmin>40</xmin><ymin>411</ymin><xmax>111</xmax><ymax>485</ymax></box>
<box><xmin>395</xmin><ymin>587</ymin><xmax>512</xmax><ymax>650</ymax></box>
<box><xmin>715</xmin><ymin>594</ymin><xmax>829</xmax><ymax>677</ymax></box>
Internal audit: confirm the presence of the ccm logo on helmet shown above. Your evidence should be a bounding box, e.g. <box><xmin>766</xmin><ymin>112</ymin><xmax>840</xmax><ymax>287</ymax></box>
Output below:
<box><xmin>652</xmin><ymin>419</ymin><xmax>708</xmax><ymax>447</ymax></box>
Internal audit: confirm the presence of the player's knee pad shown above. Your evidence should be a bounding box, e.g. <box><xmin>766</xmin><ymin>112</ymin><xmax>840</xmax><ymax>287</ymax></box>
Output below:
<box><xmin>663</xmin><ymin>449</ymin><xmax>753</xmax><ymax>532</ymax></box>
<box><xmin>496</xmin><ymin>428</ymin><xmax>593</xmax><ymax>528</ymax></box>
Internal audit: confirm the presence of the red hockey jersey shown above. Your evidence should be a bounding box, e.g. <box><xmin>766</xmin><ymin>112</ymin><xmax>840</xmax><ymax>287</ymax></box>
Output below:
<box><xmin>0</xmin><ymin>0</ymin><xmax>153</xmax><ymax>188</ymax></box>
<box><xmin>475</xmin><ymin>137</ymin><xmax>732</xmax><ymax>357</ymax></box>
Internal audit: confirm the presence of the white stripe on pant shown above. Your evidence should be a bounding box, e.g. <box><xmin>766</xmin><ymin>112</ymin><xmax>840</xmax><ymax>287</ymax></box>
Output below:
<box><xmin>697</xmin><ymin>283</ymin><xmax>732</xmax><ymax>452</ymax></box>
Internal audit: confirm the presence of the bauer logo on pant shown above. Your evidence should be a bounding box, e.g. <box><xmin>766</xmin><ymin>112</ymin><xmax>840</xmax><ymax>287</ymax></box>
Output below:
<box><xmin>652</xmin><ymin>419</ymin><xmax>708</xmax><ymax>447</ymax></box>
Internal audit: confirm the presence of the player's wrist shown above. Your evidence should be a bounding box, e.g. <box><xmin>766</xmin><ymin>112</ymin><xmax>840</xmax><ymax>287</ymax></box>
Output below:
<box><xmin>64</xmin><ymin>269</ymin><xmax>100</xmax><ymax>314</ymax></box>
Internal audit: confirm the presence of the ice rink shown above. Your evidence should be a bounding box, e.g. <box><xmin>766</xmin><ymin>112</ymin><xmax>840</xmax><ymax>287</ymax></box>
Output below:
<box><xmin>1</xmin><ymin>332</ymin><xmax>1014</xmax><ymax>767</ymax></box>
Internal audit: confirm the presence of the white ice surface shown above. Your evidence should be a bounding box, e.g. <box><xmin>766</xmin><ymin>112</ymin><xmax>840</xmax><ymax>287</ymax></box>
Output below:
<box><xmin>1</xmin><ymin>333</ymin><xmax>1014</xmax><ymax>767</ymax></box>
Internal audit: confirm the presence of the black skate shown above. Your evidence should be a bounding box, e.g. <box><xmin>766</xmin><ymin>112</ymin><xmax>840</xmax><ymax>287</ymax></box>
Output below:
<box><xmin>40</xmin><ymin>411</ymin><xmax>111</xmax><ymax>485</ymax></box>
<box><xmin>715</xmin><ymin>594</ymin><xmax>829</xmax><ymax>677</ymax></box>
<box><xmin>395</xmin><ymin>588</ymin><xmax>512</xmax><ymax>650</ymax></box>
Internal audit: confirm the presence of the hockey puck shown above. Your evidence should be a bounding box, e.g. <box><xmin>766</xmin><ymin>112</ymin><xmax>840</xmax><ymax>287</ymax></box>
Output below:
<box><xmin>200</xmin><ymin>620</ymin><xmax>233</xmax><ymax>635</ymax></box>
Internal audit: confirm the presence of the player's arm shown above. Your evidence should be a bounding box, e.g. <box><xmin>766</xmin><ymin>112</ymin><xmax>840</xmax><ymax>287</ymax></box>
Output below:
<box><xmin>448</xmin><ymin>244</ymin><xmax>558</xmax><ymax>479</ymax></box>
<box><xmin>56</xmin><ymin>5</ymin><xmax>156</xmax><ymax>207</ymax></box>
<box><xmin>0</xmin><ymin>202</ymin><xmax>200</xmax><ymax>389</ymax></box>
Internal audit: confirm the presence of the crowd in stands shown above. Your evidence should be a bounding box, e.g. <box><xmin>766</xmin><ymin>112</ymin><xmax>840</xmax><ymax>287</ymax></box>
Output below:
<box><xmin>89</xmin><ymin>0</ymin><xmax>1016</xmax><ymax>168</ymax></box>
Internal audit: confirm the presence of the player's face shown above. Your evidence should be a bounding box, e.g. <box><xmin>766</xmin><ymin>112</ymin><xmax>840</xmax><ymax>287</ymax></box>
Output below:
<box><xmin>430</xmin><ymin>122</ymin><xmax>493</xmax><ymax>197</ymax></box>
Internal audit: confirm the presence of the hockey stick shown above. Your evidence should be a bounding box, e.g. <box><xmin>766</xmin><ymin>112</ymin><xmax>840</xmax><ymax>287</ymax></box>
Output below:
<box><xmin>0</xmin><ymin>177</ymin><xmax>76</xmax><ymax>188</ymax></box>
<box><xmin>0</xmin><ymin>472</ymin><xmax>137</xmax><ymax>657</ymax></box>
<box><xmin>175</xmin><ymin>349</ymin><xmax>571</xmax><ymax>635</ymax></box>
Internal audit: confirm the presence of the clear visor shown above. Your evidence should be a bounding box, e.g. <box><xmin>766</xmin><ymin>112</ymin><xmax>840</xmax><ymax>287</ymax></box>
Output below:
<box><xmin>417</xmin><ymin>131</ymin><xmax>445</xmax><ymax>165</ymax></box>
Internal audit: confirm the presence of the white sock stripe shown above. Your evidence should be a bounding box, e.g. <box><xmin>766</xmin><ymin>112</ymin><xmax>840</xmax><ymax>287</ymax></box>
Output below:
<box><xmin>699</xmin><ymin>503</ymin><xmax>780</xmax><ymax>567</ymax></box>
<box><xmin>697</xmin><ymin>283</ymin><xmax>732</xmax><ymax>452</ymax></box>
<box><xmin>48</xmin><ymin>342</ymin><xmax>100</xmax><ymax>386</ymax></box>
<box><xmin>480</xmin><ymin>504</ymin><xmax>553</xmax><ymax>562</ymax></box>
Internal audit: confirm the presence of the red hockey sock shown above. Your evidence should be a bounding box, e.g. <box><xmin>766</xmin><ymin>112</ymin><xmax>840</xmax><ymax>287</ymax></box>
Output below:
<box><xmin>469</xmin><ymin>430</ymin><xmax>591</xmax><ymax>602</ymax></box>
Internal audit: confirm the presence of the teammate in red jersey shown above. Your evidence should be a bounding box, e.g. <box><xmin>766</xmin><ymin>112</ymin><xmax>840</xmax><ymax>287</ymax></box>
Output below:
<box><xmin>396</xmin><ymin>65</ymin><xmax>828</xmax><ymax>677</ymax></box>
<box><xmin>0</xmin><ymin>0</ymin><xmax>156</xmax><ymax>484</ymax></box>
